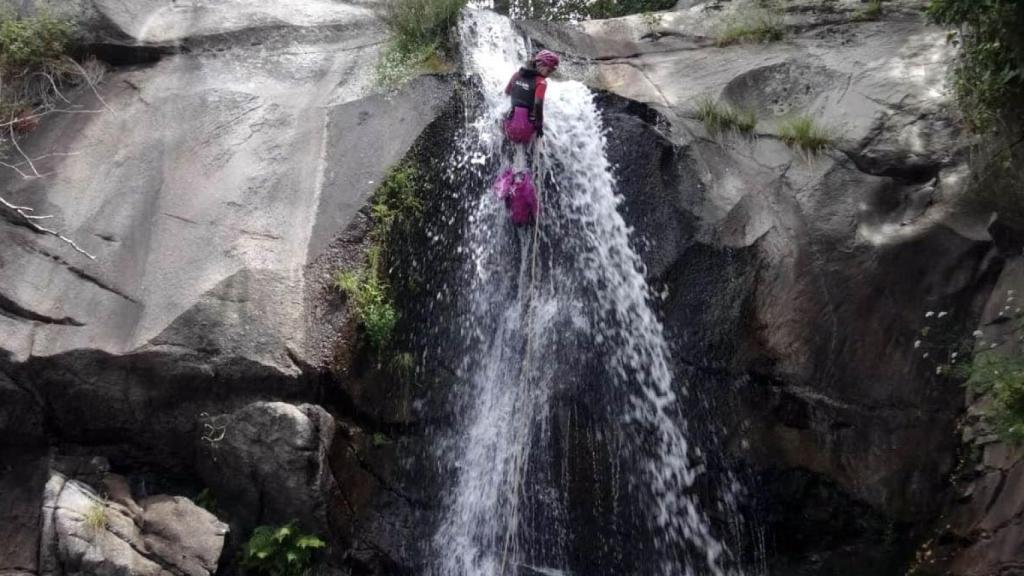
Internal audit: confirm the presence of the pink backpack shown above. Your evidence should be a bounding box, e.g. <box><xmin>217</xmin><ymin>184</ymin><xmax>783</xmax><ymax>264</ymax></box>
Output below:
<box><xmin>493</xmin><ymin>169</ymin><xmax>538</xmax><ymax>226</ymax></box>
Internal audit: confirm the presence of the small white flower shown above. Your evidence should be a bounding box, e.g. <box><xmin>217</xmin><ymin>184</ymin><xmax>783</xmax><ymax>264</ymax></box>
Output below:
<box><xmin>973</xmin><ymin>330</ymin><xmax>984</xmax><ymax>338</ymax></box>
<box><xmin>925</xmin><ymin>311</ymin><xmax>935</xmax><ymax>318</ymax></box>
<box><xmin>938</xmin><ymin>311</ymin><xmax>949</xmax><ymax>318</ymax></box>
<box><xmin>991</xmin><ymin>343</ymin><xmax>999</xmax><ymax>349</ymax></box>
<box><xmin>1009</xmin><ymin>296</ymin><xmax>1016</xmax><ymax>303</ymax></box>
<box><xmin>951</xmin><ymin>352</ymin><xmax>959</xmax><ymax>359</ymax></box>
<box><xmin>936</xmin><ymin>366</ymin><xmax>944</xmax><ymax>375</ymax></box>
<box><xmin>923</xmin><ymin>352</ymin><xmax>930</xmax><ymax>359</ymax></box>
<box><xmin>914</xmin><ymin>340</ymin><xmax>922</xmax><ymax>349</ymax></box>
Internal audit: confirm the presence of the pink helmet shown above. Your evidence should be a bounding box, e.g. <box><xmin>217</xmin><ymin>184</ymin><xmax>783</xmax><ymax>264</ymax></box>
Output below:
<box><xmin>534</xmin><ymin>49</ymin><xmax>560</xmax><ymax>70</ymax></box>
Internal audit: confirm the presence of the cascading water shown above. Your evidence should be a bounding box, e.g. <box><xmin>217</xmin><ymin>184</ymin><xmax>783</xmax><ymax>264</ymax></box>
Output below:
<box><xmin>432</xmin><ymin>8</ymin><xmax>745</xmax><ymax>576</ymax></box>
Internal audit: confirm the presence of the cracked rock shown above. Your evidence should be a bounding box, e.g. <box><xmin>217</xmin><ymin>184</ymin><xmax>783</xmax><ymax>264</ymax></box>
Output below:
<box><xmin>39</xmin><ymin>471</ymin><xmax>227</xmax><ymax>576</ymax></box>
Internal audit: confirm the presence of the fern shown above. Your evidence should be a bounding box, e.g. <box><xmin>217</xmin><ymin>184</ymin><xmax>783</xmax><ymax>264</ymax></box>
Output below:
<box><xmin>242</xmin><ymin>522</ymin><xmax>326</xmax><ymax>576</ymax></box>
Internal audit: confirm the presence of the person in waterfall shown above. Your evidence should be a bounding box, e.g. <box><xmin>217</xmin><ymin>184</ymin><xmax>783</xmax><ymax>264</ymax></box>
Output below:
<box><xmin>494</xmin><ymin>49</ymin><xmax>560</xmax><ymax>226</ymax></box>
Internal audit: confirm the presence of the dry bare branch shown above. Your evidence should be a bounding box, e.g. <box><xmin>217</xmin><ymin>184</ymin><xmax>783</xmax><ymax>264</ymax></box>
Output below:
<box><xmin>63</xmin><ymin>57</ymin><xmax>113</xmax><ymax>113</ymax></box>
<box><xmin>0</xmin><ymin>193</ymin><xmax>96</xmax><ymax>259</ymax></box>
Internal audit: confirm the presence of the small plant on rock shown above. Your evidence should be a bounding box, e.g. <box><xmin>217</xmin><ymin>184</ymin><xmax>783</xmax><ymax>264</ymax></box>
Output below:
<box><xmin>335</xmin><ymin>247</ymin><xmax>398</xmax><ymax>353</ymax></box>
<box><xmin>372</xmin><ymin>163</ymin><xmax>424</xmax><ymax>244</ymax></box>
<box><xmin>83</xmin><ymin>501</ymin><xmax>107</xmax><ymax>533</ymax></box>
<box><xmin>715</xmin><ymin>5</ymin><xmax>785</xmax><ymax>47</ymax></box>
<box><xmin>639</xmin><ymin>11</ymin><xmax>664</xmax><ymax>36</ymax></box>
<box><xmin>778</xmin><ymin>115</ymin><xmax>832</xmax><ymax>155</ymax></box>
<box><xmin>916</xmin><ymin>293</ymin><xmax>1024</xmax><ymax>443</ymax></box>
<box><xmin>696</xmin><ymin>96</ymin><xmax>757</xmax><ymax>135</ymax></box>
<box><xmin>241</xmin><ymin>522</ymin><xmax>326</xmax><ymax>576</ymax></box>
<box><xmin>852</xmin><ymin>0</ymin><xmax>884</xmax><ymax>22</ymax></box>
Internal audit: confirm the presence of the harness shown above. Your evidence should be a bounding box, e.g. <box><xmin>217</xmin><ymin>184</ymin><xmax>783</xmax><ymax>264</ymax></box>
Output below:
<box><xmin>509</xmin><ymin>69</ymin><xmax>539</xmax><ymax>112</ymax></box>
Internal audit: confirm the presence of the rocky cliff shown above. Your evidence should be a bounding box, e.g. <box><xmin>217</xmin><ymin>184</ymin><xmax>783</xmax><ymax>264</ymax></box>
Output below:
<box><xmin>0</xmin><ymin>0</ymin><xmax>1017</xmax><ymax>574</ymax></box>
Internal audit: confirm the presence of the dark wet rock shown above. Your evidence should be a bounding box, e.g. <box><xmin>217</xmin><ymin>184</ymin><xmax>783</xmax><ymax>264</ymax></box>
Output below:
<box><xmin>195</xmin><ymin>402</ymin><xmax>337</xmax><ymax>537</ymax></box>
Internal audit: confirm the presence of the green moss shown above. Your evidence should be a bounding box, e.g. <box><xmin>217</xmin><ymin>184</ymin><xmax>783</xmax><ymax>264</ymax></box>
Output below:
<box><xmin>696</xmin><ymin>97</ymin><xmax>757</xmax><ymax>135</ymax></box>
<box><xmin>778</xmin><ymin>115</ymin><xmax>832</xmax><ymax>154</ymax></box>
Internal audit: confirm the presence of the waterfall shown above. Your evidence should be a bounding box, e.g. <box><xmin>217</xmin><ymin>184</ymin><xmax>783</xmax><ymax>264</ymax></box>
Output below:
<box><xmin>431</xmin><ymin>9</ymin><xmax>742</xmax><ymax>575</ymax></box>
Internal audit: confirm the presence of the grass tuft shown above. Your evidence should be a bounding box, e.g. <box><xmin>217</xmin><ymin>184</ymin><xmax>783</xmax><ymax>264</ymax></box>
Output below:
<box><xmin>778</xmin><ymin>115</ymin><xmax>832</xmax><ymax>154</ymax></box>
<box><xmin>852</xmin><ymin>0</ymin><xmax>884</xmax><ymax>22</ymax></box>
<box><xmin>696</xmin><ymin>97</ymin><xmax>758</xmax><ymax>135</ymax></box>
<box><xmin>716</xmin><ymin>8</ymin><xmax>785</xmax><ymax>47</ymax></box>
<box><xmin>376</xmin><ymin>0</ymin><xmax>466</xmax><ymax>88</ymax></box>
<box><xmin>84</xmin><ymin>502</ymin><xmax>107</xmax><ymax>533</ymax></box>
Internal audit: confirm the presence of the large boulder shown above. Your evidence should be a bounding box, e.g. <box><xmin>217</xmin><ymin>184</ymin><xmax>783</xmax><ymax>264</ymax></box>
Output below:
<box><xmin>39</xmin><ymin>470</ymin><xmax>227</xmax><ymax>576</ymax></box>
<box><xmin>195</xmin><ymin>402</ymin><xmax>338</xmax><ymax>537</ymax></box>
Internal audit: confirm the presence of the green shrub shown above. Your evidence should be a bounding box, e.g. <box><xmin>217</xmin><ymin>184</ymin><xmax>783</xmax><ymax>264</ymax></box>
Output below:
<box><xmin>377</xmin><ymin>0</ymin><xmax>465</xmax><ymax>86</ymax></box>
<box><xmin>0</xmin><ymin>15</ymin><xmax>72</xmax><ymax>69</ymax></box>
<box><xmin>716</xmin><ymin>7</ymin><xmax>785</xmax><ymax>46</ymax></box>
<box><xmin>383</xmin><ymin>0</ymin><xmax>465</xmax><ymax>54</ymax></box>
<box><xmin>778</xmin><ymin>115</ymin><xmax>832</xmax><ymax>154</ymax></box>
<box><xmin>335</xmin><ymin>248</ymin><xmax>398</xmax><ymax>353</ymax></box>
<box><xmin>927</xmin><ymin>0</ymin><xmax>1024</xmax><ymax>132</ymax></box>
<box><xmin>241</xmin><ymin>523</ymin><xmax>326</xmax><ymax>576</ymax></box>
<box><xmin>696</xmin><ymin>97</ymin><xmax>757</xmax><ymax>134</ymax></box>
<box><xmin>967</xmin><ymin>351</ymin><xmax>1024</xmax><ymax>441</ymax></box>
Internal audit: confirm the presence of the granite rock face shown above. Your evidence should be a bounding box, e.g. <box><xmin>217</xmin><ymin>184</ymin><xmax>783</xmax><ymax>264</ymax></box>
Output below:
<box><xmin>39</xmin><ymin>467</ymin><xmax>227</xmax><ymax>576</ymax></box>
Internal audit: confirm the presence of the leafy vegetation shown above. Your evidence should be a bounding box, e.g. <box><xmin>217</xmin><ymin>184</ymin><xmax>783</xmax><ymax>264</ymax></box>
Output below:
<box><xmin>377</xmin><ymin>0</ymin><xmax>465</xmax><ymax>87</ymax></box>
<box><xmin>0</xmin><ymin>15</ymin><xmax>72</xmax><ymax>68</ymax></box>
<box><xmin>241</xmin><ymin>523</ymin><xmax>326</xmax><ymax>576</ymax></box>
<box><xmin>371</xmin><ymin>163</ymin><xmax>424</xmax><ymax>244</ymax></box>
<box><xmin>696</xmin><ymin>97</ymin><xmax>757</xmax><ymax>135</ymax></box>
<box><xmin>334</xmin><ymin>162</ymin><xmax>427</xmax><ymax>355</ymax></box>
<box><xmin>778</xmin><ymin>115</ymin><xmax>832</xmax><ymax>154</ymax></box>
<box><xmin>927</xmin><ymin>0</ymin><xmax>1024</xmax><ymax>132</ymax></box>
<box><xmin>335</xmin><ymin>247</ymin><xmax>398</xmax><ymax>353</ymax></box>
<box><xmin>0</xmin><ymin>14</ymin><xmax>77</xmax><ymax>128</ymax></box>
<box><xmin>715</xmin><ymin>5</ymin><xmax>785</xmax><ymax>47</ymax></box>
<box><xmin>916</xmin><ymin>293</ymin><xmax>1024</xmax><ymax>443</ymax></box>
